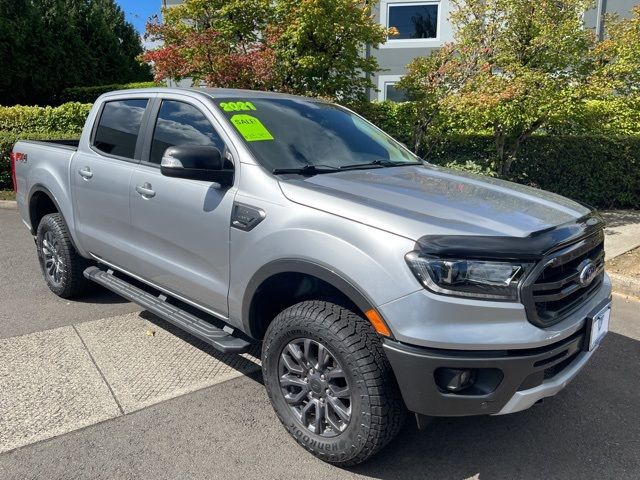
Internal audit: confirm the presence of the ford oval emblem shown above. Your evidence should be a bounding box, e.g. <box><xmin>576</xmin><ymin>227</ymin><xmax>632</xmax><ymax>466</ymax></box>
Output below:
<box><xmin>579</xmin><ymin>261</ymin><xmax>598</xmax><ymax>286</ymax></box>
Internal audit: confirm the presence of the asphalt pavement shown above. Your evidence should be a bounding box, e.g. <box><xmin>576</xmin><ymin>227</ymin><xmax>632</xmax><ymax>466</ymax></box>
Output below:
<box><xmin>0</xmin><ymin>209</ymin><xmax>140</xmax><ymax>339</ymax></box>
<box><xmin>0</xmin><ymin>208</ymin><xmax>639</xmax><ymax>480</ymax></box>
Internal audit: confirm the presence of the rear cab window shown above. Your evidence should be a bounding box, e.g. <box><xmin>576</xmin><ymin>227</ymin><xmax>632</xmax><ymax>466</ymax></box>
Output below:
<box><xmin>93</xmin><ymin>99</ymin><xmax>149</xmax><ymax>159</ymax></box>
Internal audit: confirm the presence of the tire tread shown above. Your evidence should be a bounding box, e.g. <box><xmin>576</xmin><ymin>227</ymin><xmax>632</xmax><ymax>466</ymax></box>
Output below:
<box><xmin>36</xmin><ymin>213</ymin><xmax>92</xmax><ymax>298</ymax></box>
<box><xmin>262</xmin><ymin>300</ymin><xmax>406</xmax><ymax>466</ymax></box>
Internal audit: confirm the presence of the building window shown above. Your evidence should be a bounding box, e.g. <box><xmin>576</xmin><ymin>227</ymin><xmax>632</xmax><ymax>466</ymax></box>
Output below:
<box><xmin>379</xmin><ymin>0</ymin><xmax>446</xmax><ymax>48</ymax></box>
<box><xmin>377</xmin><ymin>75</ymin><xmax>407</xmax><ymax>102</ymax></box>
<box><xmin>388</xmin><ymin>3</ymin><xmax>438</xmax><ymax>40</ymax></box>
<box><xmin>386</xmin><ymin>83</ymin><xmax>408</xmax><ymax>102</ymax></box>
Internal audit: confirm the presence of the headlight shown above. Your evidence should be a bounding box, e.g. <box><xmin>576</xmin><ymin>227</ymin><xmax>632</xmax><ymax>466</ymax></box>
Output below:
<box><xmin>405</xmin><ymin>251</ymin><xmax>532</xmax><ymax>301</ymax></box>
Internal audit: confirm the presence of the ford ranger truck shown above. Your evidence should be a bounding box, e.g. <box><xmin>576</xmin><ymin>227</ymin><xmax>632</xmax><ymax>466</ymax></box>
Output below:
<box><xmin>11</xmin><ymin>88</ymin><xmax>612</xmax><ymax>466</ymax></box>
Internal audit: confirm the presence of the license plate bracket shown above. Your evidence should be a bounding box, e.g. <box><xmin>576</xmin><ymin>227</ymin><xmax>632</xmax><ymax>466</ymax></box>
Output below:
<box><xmin>585</xmin><ymin>302</ymin><xmax>611</xmax><ymax>351</ymax></box>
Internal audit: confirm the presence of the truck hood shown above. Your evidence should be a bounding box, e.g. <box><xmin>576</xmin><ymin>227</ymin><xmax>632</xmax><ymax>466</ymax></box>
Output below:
<box><xmin>278</xmin><ymin>165</ymin><xmax>591</xmax><ymax>240</ymax></box>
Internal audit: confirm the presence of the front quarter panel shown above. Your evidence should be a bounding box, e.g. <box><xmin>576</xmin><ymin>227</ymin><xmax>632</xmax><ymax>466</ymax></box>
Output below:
<box><xmin>227</xmin><ymin>169</ymin><xmax>420</xmax><ymax>331</ymax></box>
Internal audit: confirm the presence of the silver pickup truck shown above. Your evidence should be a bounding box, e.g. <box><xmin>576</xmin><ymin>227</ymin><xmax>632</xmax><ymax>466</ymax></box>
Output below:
<box><xmin>12</xmin><ymin>88</ymin><xmax>612</xmax><ymax>465</ymax></box>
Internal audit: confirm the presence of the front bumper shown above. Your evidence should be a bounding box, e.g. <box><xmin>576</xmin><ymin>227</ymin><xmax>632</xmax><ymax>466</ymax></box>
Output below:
<box><xmin>378</xmin><ymin>274</ymin><xmax>612</xmax><ymax>350</ymax></box>
<box><xmin>383</xmin><ymin>298</ymin><xmax>609</xmax><ymax>417</ymax></box>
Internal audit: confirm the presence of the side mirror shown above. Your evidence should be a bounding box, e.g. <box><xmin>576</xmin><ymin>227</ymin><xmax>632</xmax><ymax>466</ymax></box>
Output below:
<box><xmin>160</xmin><ymin>145</ymin><xmax>234</xmax><ymax>186</ymax></box>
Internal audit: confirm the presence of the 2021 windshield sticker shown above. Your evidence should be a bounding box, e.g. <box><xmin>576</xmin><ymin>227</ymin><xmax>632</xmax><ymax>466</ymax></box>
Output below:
<box><xmin>230</xmin><ymin>114</ymin><xmax>274</xmax><ymax>142</ymax></box>
<box><xmin>220</xmin><ymin>101</ymin><xmax>256</xmax><ymax>112</ymax></box>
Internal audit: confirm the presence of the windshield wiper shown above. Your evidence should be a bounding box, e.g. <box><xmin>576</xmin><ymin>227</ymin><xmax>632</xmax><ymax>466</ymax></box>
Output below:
<box><xmin>273</xmin><ymin>159</ymin><xmax>424</xmax><ymax>176</ymax></box>
<box><xmin>339</xmin><ymin>159</ymin><xmax>423</xmax><ymax>170</ymax></box>
<box><xmin>272</xmin><ymin>164</ymin><xmax>340</xmax><ymax>175</ymax></box>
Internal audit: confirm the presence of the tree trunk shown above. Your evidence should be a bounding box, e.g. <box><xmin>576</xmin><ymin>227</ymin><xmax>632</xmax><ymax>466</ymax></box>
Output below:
<box><xmin>494</xmin><ymin>124</ymin><xmax>507</xmax><ymax>175</ymax></box>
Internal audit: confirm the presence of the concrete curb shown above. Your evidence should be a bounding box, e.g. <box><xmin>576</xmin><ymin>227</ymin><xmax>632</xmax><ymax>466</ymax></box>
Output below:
<box><xmin>0</xmin><ymin>200</ymin><xmax>17</xmax><ymax>210</ymax></box>
<box><xmin>609</xmin><ymin>272</ymin><xmax>640</xmax><ymax>299</ymax></box>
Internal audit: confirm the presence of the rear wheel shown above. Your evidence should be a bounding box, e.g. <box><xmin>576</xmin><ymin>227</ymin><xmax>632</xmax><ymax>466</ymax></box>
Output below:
<box><xmin>36</xmin><ymin>213</ymin><xmax>92</xmax><ymax>298</ymax></box>
<box><xmin>262</xmin><ymin>301</ymin><xmax>406</xmax><ymax>466</ymax></box>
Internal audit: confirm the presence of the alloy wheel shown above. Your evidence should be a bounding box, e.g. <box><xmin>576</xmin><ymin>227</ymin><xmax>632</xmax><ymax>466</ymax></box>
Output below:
<box><xmin>278</xmin><ymin>338</ymin><xmax>352</xmax><ymax>437</ymax></box>
<box><xmin>42</xmin><ymin>230</ymin><xmax>64</xmax><ymax>285</ymax></box>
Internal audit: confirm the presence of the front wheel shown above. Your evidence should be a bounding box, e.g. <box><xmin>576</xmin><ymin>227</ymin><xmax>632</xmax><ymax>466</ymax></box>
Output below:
<box><xmin>262</xmin><ymin>301</ymin><xmax>406</xmax><ymax>466</ymax></box>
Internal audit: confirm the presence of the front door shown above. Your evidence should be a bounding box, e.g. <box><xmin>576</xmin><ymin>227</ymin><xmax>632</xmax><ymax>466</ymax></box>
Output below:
<box><xmin>127</xmin><ymin>97</ymin><xmax>236</xmax><ymax>317</ymax></box>
<box><xmin>71</xmin><ymin>97</ymin><xmax>150</xmax><ymax>267</ymax></box>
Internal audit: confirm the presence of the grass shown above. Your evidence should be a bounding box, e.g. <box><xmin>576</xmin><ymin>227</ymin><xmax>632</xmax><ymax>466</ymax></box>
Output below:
<box><xmin>0</xmin><ymin>190</ymin><xmax>16</xmax><ymax>201</ymax></box>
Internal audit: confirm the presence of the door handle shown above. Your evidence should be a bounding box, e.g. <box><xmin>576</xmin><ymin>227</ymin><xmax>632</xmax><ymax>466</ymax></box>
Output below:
<box><xmin>78</xmin><ymin>167</ymin><xmax>93</xmax><ymax>179</ymax></box>
<box><xmin>135</xmin><ymin>183</ymin><xmax>156</xmax><ymax>198</ymax></box>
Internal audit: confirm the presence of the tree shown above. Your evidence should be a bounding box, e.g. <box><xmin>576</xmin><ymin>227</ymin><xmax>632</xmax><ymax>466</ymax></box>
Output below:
<box><xmin>273</xmin><ymin>0</ymin><xmax>387</xmax><ymax>101</ymax></box>
<box><xmin>143</xmin><ymin>0</ymin><xmax>389</xmax><ymax>101</ymax></box>
<box><xmin>144</xmin><ymin>0</ymin><xmax>277</xmax><ymax>90</ymax></box>
<box><xmin>590</xmin><ymin>6</ymin><xmax>640</xmax><ymax>97</ymax></box>
<box><xmin>400</xmin><ymin>0</ymin><xmax>597</xmax><ymax>176</ymax></box>
<box><xmin>0</xmin><ymin>0</ymin><xmax>151</xmax><ymax>106</ymax></box>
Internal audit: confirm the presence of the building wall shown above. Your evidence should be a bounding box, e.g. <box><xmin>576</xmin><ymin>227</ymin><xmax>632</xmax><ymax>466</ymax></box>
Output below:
<box><xmin>369</xmin><ymin>0</ymin><xmax>454</xmax><ymax>100</ymax></box>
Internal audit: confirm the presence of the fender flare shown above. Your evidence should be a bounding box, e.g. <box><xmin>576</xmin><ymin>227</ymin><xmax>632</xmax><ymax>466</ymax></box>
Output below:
<box><xmin>241</xmin><ymin>258</ymin><xmax>377</xmax><ymax>337</ymax></box>
<box><xmin>27</xmin><ymin>184</ymin><xmax>81</xmax><ymax>252</ymax></box>
<box><xmin>27</xmin><ymin>184</ymin><xmax>63</xmax><ymax>233</ymax></box>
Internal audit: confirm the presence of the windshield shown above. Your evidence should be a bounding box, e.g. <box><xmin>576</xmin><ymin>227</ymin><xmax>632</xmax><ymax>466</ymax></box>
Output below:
<box><xmin>215</xmin><ymin>97</ymin><xmax>420</xmax><ymax>172</ymax></box>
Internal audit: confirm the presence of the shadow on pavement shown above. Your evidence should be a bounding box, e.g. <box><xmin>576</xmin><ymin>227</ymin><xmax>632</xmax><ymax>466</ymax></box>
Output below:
<box><xmin>601</xmin><ymin>210</ymin><xmax>640</xmax><ymax>229</ymax></box>
<box><xmin>349</xmin><ymin>331</ymin><xmax>639</xmax><ymax>479</ymax></box>
<box><xmin>139</xmin><ymin>310</ymin><xmax>264</xmax><ymax>385</ymax></box>
<box><xmin>72</xmin><ymin>286</ymin><xmax>132</xmax><ymax>305</ymax></box>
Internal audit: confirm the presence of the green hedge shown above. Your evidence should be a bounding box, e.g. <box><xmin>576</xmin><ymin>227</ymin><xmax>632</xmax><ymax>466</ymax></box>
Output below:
<box><xmin>2</xmin><ymin>98</ymin><xmax>638</xmax><ymax>209</ymax></box>
<box><xmin>350</xmin><ymin>101</ymin><xmax>417</xmax><ymax>146</ymax></box>
<box><xmin>354</xmin><ymin>101</ymin><xmax>640</xmax><ymax>209</ymax></box>
<box><xmin>426</xmin><ymin>135</ymin><xmax>640</xmax><ymax>209</ymax></box>
<box><xmin>512</xmin><ymin>136</ymin><xmax>640</xmax><ymax>209</ymax></box>
<box><xmin>0</xmin><ymin>131</ymin><xmax>81</xmax><ymax>190</ymax></box>
<box><xmin>0</xmin><ymin>103</ymin><xmax>91</xmax><ymax>134</ymax></box>
<box><xmin>59</xmin><ymin>81</ymin><xmax>160</xmax><ymax>104</ymax></box>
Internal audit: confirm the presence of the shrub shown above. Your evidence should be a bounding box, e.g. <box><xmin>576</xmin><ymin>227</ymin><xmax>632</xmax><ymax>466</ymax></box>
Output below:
<box><xmin>427</xmin><ymin>135</ymin><xmax>640</xmax><ymax>209</ymax></box>
<box><xmin>354</xmin><ymin>102</ymin><xmax>640</xmax><ymax>209</ymax></box>
<box><xmin>0</xmin><ymin>131</ymin><xmax>81</xmax><ymax>190</ymax></box>
<box><xmin>0</xmin><ymin>103</ymin><xmax>91</xmax><ymax>134</ymax></box>
<box><xmin>512</xmin><ymin>135</ymin><xmax>640</xmax><ymax>209</ymax></box>
<box><xmin>350</xmin><ymin>101</ymin><xmax>417</xmax><ymax>146</ymax></box>
<box><xmin>546</xmin><ymin>98</ymin><xmax>640</xmax><ymax>136</ymax></box>
<box><xmin>59</xmin><ymin>81</ymin><xmax>160</xmax><ymax>104</ymax></box>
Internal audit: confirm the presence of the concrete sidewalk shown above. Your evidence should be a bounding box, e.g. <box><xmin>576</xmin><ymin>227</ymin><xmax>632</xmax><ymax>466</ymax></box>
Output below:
<box><xmin>601</xmin><ymin>211</ymin><xmax>640</xmax><ymax>298</ymax></box>
<box><xmin>601</xmin><ymin>210</ymin><xmax>640</xmax><ymax>260</ymax></box>
<box><xmin>0</xmin><ymin>312</ymin><xmax>260</xmax><ymax>454</ymax></box>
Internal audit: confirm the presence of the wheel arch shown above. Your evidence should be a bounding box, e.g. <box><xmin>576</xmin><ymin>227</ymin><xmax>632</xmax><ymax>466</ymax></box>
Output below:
<box><xmin>28</xmin><ymin>185</ymin><xmax>61</xmax><ymax>234</ymax></box>
<box><xmin>27</xmin><ymin>184</ymin><xmax>82</xmax><ymax>253</ymax></box>
<box><xmin>242</xmin><ymin>259</ymin><xmax>383</xmax><ymax>340</ymax></box>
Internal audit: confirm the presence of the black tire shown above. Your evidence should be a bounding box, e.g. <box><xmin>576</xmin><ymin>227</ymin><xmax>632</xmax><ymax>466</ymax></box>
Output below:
<box><xmin>36</xmin><ymin>213</ymin><xmax>92</xmax><ymax>298</ymax></box>
<box><xmin>262</xmin><ymin>301</ymin><xmax>406</xmax><ymax>466</ymax></box>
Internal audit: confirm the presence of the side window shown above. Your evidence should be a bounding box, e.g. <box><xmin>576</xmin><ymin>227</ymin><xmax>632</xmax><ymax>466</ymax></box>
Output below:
<box><xmin>93</xmin><ymin>99</ymin><xmax>148</xmax><ymax>159</ymax></box>
<box><xmin>149</xmin><ymin>100</ymin><xmax>226</xmax><ymax>165</ymax></box>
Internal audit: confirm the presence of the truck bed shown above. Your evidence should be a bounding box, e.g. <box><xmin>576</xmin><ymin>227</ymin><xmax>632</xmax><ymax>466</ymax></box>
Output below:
<box><xmin>12</xmin><ymin>138</ymin><xmax>81</xmax><ymax>215</ymax></box>
<box><xmin>19</xmin><ymin>139</ymin><xmax>80</xmax><ymax>150</ymax></box>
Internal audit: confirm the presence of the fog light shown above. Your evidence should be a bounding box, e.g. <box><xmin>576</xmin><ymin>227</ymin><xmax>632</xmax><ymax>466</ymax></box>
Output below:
<box><xmin>435</xmin><ymin>368</ymin><xmax>476</xmax><ymax>392</ymax></box>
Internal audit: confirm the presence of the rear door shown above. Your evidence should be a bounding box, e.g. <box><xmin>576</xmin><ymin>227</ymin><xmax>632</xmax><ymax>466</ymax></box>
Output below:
<box><xmin>71</xmin><ymin>97</ymin><xmax>152</xmax><ymax>267</ymax></box>
<box><xmin>126</xmin><ymin>95</ymin><xmax>237</xmax><ymax>317</ymax></box>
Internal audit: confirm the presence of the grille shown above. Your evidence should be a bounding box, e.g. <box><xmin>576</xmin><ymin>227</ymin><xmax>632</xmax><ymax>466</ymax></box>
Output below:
<box><xmin>522</xmin><ymin>230</ymin><xmax>605</xmax><ymax>328</ymax></box>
